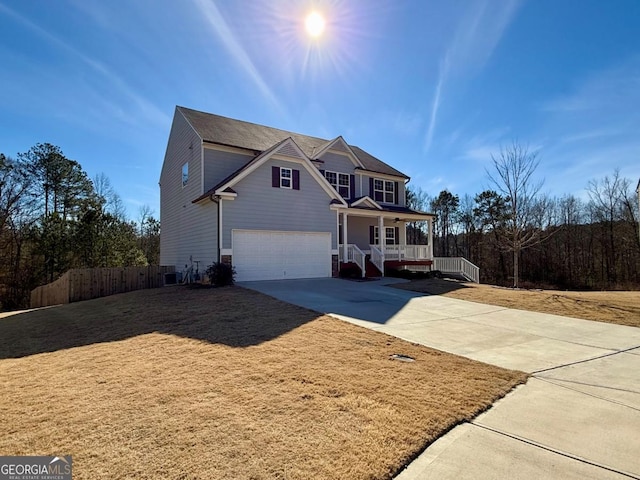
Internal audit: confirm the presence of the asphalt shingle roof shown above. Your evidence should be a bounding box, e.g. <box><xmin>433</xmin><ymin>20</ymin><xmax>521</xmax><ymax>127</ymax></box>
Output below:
<box><xmin>178</xmin><ymin>106</ymin><xmax>408</xmax><ymax>178</ymax></box>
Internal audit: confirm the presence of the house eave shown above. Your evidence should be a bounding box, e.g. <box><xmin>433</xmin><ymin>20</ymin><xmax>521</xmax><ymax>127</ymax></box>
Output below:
<box><xmin>355</xmin><ymin>168</ymin><xmax>409</xmax><ymax>180</ymax></box>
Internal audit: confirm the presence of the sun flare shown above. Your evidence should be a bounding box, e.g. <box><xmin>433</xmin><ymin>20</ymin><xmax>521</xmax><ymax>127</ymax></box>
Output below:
<box><xmin>305</xmin><ymin>11</ymin><xmax>325</xmax><ymax>38</ymax></box>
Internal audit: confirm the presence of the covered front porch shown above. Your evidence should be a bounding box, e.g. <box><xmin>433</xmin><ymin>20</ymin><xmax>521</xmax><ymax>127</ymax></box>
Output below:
<box><xmin>335</xmin><ymin>204</ymin><xmax>434</xmax><ymax>278</ymax></box>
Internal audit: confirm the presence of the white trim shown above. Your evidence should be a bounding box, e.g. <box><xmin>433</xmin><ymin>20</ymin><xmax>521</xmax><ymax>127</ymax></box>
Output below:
<box><xmin>215</xmin><ymin>137</ymin><xmax>348</xmax><ymax>206</ymax></box>
<box><xmin>336</xmin><ymin>210</ymin><xmax>340</xmax><ymax>251</ymax></box>
<box><xmin>218</xmin><ymin>198</ymin><xmax>223</xmax><ymax>255</ymax></box>
<box><xmin>280</xmin><ymin>167</ymin><xmax>292</xmax><ymax>189</ymax></box>
<box><xmin>200</xmin><ymin>144</ymin><xmax>204</xmax><ymax>195</ymax></box>
<box><xmin>360</xmin><ymin>170</ymin><xmax>407</xmax><ymax>181</ymax></box>
<box><xmin>217</xmin><ymin>191</ymin><xmax>236</xmax><ymax>199</ymax></box>
<box><xmin>373</xmin><ymin>178</ymin><xmax>395</xmax><ymax>204</ymax></box>
<box><xmin>221</xmin><ymin>248</ymin><xmax>232</xmax><ymax>256</ymax></box>
<box><xmin>350</xmin><ymin>196</ymin><xmax>382</xmax><ymax>209</ymax></box>
<box><xmin>323</xmin><ymin>170</ymin><xmax>351</xmax><ymax>199</ymax></box>
<box><xmin>345</xmin><ymin>208</ymin><xmax>433</xmax><ymax>221</ymax></box>
<box><xmin>342</xmin><ymin>212</ymin><xmax>348</xmax><ymax>262</ymax></box>
<box><xmin>331</xmin><ymin>249</ymin><xmax>339</xmax><ymax>255</ymax></box>
<box><xmin>203</xmin><ymin>142</ymin><xmax>256</xmax><ymax>156</ymax></box>
<box><xmin>313</xmin><ymin>136</ymin><xmax>364</xmax><ymax>168</ymax></box>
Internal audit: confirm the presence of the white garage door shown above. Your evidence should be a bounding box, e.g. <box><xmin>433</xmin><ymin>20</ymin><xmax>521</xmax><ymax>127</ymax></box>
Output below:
<box><xmin>233</xmin><ymin>230</ymin><xmax>332</xmax><ymax>281</ymax></box>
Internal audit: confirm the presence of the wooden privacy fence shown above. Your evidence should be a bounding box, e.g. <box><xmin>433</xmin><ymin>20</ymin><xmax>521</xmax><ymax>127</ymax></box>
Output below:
<box><xmin>30</xmin><ymin>266</ymin><xmax>175</xmax><ymax>308</ymax></box>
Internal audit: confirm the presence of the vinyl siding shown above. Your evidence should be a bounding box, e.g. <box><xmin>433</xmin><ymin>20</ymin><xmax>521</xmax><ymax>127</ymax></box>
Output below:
<box><xmin>364</xmin><ymin>175</ymin><xmax>407</xmax><ymax>207</ymax></box>
<box><xmin>203</xmin><ymin>147</ymin><xmax>254</xmax><ymax>192</ymax></box>
<box><xmin>316</xmin><ymin>151</ymin><xmax>362</xmax><ymax>198</ymax></box>
<box><xmin>317</xmin><ymin>152</ymin><xmax>407</xmax><ymax>205</ymax></box>
<box><xmin>223</xmin><ymin>158</ymin><xmax>337</xmax><ymax>249</ymax></box>
<box><xmin>318</xmin><ymin>151</ymin><xmax>357</xmax><ymax>175</ymax></box>
<box><xmin>345</xmin><ymin>216</ymin><xmax>405</xmax><ymax>250</ymax></box>
<box><xmin>160</xmin><ymin>109</ymin><xmax>218</xmax><ymax>270</ymax></box>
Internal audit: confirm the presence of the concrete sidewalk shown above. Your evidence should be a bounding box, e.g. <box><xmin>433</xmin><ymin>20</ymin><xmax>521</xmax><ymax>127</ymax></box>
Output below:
<box><xmin>242</xmin><ymin>278</ymin><xmax>640</xmax><ymax>479</ymax></box>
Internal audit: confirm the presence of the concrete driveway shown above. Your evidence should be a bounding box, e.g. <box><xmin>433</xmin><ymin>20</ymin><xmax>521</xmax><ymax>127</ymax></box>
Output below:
<box><xmin>242</xmin><ymin>277</ymin><xmax>640</xmax><ymax>479</ymax></box>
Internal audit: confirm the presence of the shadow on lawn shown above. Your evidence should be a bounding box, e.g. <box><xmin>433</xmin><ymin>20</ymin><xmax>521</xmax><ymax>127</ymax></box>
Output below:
<box><xmin>0</xmin><ymin>286</ymin><xmax>320</xmax><ymax>359</ymax></box>
<box><xmin>391</xmin><ymin>277</ymin><xmax>473</xmax><ymax>296</ymax></box>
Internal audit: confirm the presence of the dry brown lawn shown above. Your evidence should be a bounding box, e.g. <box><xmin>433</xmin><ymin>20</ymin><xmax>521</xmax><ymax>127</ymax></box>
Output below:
<box><xmin>393</xmin><ymin>278</ymin><xmax>640</xmax><ymax>328</ymax></box>
<box><xmin>0</xmin><ymin>286</ymin><xmax>525</xmax><ymax>480</ymax></box>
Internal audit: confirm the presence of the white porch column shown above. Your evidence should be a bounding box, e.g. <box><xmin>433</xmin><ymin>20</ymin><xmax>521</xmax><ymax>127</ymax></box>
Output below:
<box><xmin>218</xmin><ymin>197</ymin><xmax>223</xmax><ymax>261</ymax></box>
<box><xmin>428</xmin><ymin>217</ymin><xmax>434</xmax><ymax>260</ymax></box>
<box><xmin>342</xmin><ymin>212</ymin><xmax>348</xmax><ymax>262</ymax></box>
<box><xmin>378</xmin><ymin>215</ymin><xmax>384</xmax><ymax>248</ymax></box>
<box><xmin>401</xmin><ymin>219</ymin><xmax>406</xmax><ymax>259</ymax></box>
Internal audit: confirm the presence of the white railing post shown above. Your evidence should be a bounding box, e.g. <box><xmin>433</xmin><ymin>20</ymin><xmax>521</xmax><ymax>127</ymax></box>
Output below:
<box><xmin>347</xmin><ymin>244</ymin><xmax>366</xmax><ymax>277</ymax></box>
<box><xmin>433</xmin><ymin>256</ymin><xmax>480</xmax><ymax>283</ymax></box>
<box><xmin>369</xmin><ymin>244</ymin><xmax>385</xmax><ymax>276</ymax></box>
<box><xmin>342</xmin><ymin>213</ymin><xmax>348</xmax><ymax>263</ymax></box>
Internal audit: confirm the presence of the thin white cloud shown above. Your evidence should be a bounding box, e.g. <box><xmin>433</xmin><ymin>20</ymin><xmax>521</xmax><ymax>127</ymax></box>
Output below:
<box><xmin>191</xmin><ymin>0</ymin><xmax>283</xmax><ymax>113</ymax></box>
<box><xmin>0</xmin><ymin>3</ymin><xmax>168</xmax><ymax>127</ymax></box>
<box><xmin>424</xmin><ymin>54</ymin><xmax>449</xmax><ymax>153</ymax></box>
<box><xmin>447</xmin><ymin>0</ymin><xmax>522</xmax><ymax>76</ymax></box>
<box><xmin>424</xmin><ymin>0</ymin><xmax>521</xmax><ymax>153</ymax></box>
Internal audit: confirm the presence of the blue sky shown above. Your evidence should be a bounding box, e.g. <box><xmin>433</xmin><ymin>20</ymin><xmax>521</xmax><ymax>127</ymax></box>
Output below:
<box><xmin>1</xmin><ymin>0</ymin><xmax>639</xmax><ymax>218</ymax></box>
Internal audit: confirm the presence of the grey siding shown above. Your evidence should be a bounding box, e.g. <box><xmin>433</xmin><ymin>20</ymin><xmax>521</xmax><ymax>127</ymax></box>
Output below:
<box><xmin>364</xmin><ymin>175</ymin><xmax>407</xmax><ymax>207</ymax></box>
<box><xmin>316</xmin><ymin>151</ymin><xmax>407</xmax><ymax>206</ymax></box>
<box><xmin>318</xmin><ymin>151</ymin><xmax>356</xmax><ymax>175</ymax></box>
<box><xmin>316</xmin><ymin>151</ymin><xmax>361</xmax><ymax>198</ymax></box>
<box><xmin>345</xmin><ymin>216</ymin><xmax>404</xmax><ymax>250</ymax></box>
<box><xmin>160</xmin><ymin>110</ymin><xmax>218</xmax><ymax>270</ymax></box>
<box><xmin>203</xmin><ymin>147</ymin><xmax>254</xmax><ymax>192</ymax></box>
<box><xmin>223</xmin><ymin>158</ymin><xmax>337</xmax><ymax>249</ymax></box>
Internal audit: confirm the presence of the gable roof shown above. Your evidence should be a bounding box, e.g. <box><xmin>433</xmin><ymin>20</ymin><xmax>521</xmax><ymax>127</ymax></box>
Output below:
<box><xmin>192</xmin><ymin>137</ymin><xmax>347</xmax><ymax>206</ymax></box>
<box><xmin>178</xmin><ymin>106</ymin><xmax>408</xmax><ymax>179</ymax></box>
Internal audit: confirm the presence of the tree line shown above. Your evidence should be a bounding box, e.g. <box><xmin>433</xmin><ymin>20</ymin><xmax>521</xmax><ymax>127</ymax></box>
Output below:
<box><xmin>408</xmin><ymin>143</ymin><xmax>640</xmax><ymax>289</ymax></box>
<box><xmin>0</xmin><ymin>143</ymin><xmax>159</xmax><ymax>310</ymax></box>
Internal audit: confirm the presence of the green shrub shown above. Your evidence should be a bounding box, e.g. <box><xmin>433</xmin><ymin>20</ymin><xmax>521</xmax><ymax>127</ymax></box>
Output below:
<box><xmin>206</xmin><ymin>261</ymin><xmax>236</xmax><ymax>286</ymax></box>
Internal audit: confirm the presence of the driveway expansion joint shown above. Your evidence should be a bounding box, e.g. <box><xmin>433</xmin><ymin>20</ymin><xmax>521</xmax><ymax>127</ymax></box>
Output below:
<box><xmin>533</xmin><ymin>377</ymin><xmax>640</xmax><ymax>413</ymax></box>
<box><xmin>470</xmin><ymin>422</ymin><xmax>640</xmax><ymax>480</ymax></box>
<box><xmin>531</xmin><ymin>345</ymin><xmax>640</xmax><ymax>374</ymax></box>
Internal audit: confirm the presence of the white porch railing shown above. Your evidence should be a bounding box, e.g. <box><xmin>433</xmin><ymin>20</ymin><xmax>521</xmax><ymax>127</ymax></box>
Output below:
<box><xmin>433</xmin><ymin>257</ymin><xmax>480</xmax><ymax>283</ymax></box>
<box><xmin>369</xmin><ymin>244</ymin><xmax>385</xmax><ymax>275</ymax></box>
<box><xmin>346</xmin><ymin>244</ymin><xmax>366</xmax><ymax>278</ymax></box>
<box><xmin>384</xmin><ymin>245</ymin><xmax>430</xmax><ymax>261</ymax></box>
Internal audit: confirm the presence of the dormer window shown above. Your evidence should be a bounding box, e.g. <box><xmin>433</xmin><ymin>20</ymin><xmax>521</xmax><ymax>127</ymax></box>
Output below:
<box><xmin>324</xmin><ymin>171</ymin><xmax>350</xmax><ymax>199</ymax></box>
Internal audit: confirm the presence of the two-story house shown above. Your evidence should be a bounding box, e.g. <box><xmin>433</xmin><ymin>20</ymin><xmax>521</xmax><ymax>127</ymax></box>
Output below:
<box><xmin>160</xmin><ymin>106</ymin><xmax>435</xmax><ymax>282</ymax></box>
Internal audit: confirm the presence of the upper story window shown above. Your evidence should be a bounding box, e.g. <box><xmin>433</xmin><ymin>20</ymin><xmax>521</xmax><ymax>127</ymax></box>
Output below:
<box><xmin>280</xmin><ymin>167</ymin><xmax>292</xmax><ymax>188</ymax></box>
<box><xmin>373</xmin><ymin>179</ymin><xmax>395</xmax><ymax>203</ymax></box>
<box><xmin>182</xmin><ymin>162</ymin><xmax>189</xmax><ymax>187</ymax></box>
<box><xmin>272</xmin><ymin>166</ymin><xmax>300</xmax><ymax>190</ymax></box>
<box><xmin>324</xmin><ymin>171</ymin><xmax>350</xmax><ymax>199</ymax></box>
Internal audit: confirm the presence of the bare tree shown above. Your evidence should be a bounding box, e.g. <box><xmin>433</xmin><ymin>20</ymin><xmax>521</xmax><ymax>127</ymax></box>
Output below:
<box><xmin>430</xmin><ymin>190</ymin><xmax>459</xmax><ymax>256</ymax></box>
<box><xmin>406</xmin><ymin>186</ymin><xmax>431</xmax><ymax>245</ymax></box>
<box><xmin>587</xmin><ymin>169</ymin><xmax>640</xmax><ymax>284</ymax></box>
<box><xmin>94</xmin><ymin>173</ymin><xmax>126</xmax><ymax>220</ymax></box>
<box><xmin>487</xmin><ymin>141</ymin><xmax>550</xmax><ymax>287</ymax></box>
